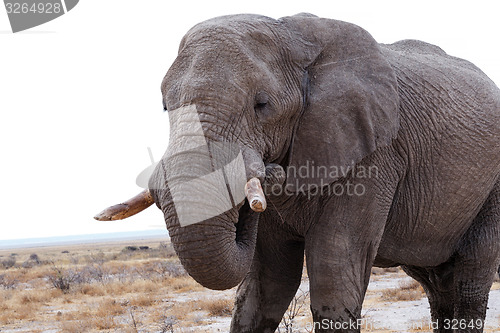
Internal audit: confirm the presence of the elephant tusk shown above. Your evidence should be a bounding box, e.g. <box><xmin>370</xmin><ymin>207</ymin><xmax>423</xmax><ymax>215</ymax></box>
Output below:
<box><xmin>244</xmin><ymin>177</ymin><xmax>267</xmax><ymax>212</ymax></box>
<box><xmin>94</xmin><ymin>189</ymin><xmax>154</xmax><ymax>221</ymax></box>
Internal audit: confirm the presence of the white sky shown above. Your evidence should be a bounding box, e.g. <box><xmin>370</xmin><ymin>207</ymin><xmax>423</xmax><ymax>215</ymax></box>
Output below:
<box><xmin>0</xmin><ymin>1</ymin><xmax>499</xmax><ymax>240</ymax></box>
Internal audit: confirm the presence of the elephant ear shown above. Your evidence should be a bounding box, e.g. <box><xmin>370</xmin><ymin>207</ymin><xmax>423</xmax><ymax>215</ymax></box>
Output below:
<box><xmin>282</xmin><ymin>15</ymin><xmax>400</xmax><ymax>191</ymax></box>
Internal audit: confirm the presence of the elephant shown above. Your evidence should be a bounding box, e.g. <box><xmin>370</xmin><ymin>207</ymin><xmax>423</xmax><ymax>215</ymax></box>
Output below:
<box><xmin>95</xmin><ymin>13</ymin><xmax>500</xmax><ymax>333</ymax></box>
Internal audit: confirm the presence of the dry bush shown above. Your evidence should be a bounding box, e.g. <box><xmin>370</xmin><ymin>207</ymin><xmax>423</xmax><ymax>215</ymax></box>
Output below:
<box><xmin>138</xmin><ymin>260</ymin><xmax>187</xmax><ymax>280</ymax></box>
<box><xmin>118</xmin><ymin>246</ymin><xmax>154</xmax><ymax>261</ymax></box>
<box><xmin>125</xmin><ymin>278</ymin><xmax>158</xmax><ymax>294</ymax></box>
<box><xmin>166</xmin><ymin>301</ymin><xmax>197</xmax><ymax>321</ymax></box>
<box><xmin>60</xmin><ymin>302</ymin><xmax>121</xmax><ymax>331</ymax></box>
<box><xmin>0</xmin><ymin>287</ymin><xmax>63</xmax><ymax>325</ymax></box>
<box><xmin>96</xmin><ymin>298</ymin><xmax>126</xmax><ymax>316</ymax></box>
<box><xmin>83</xmin><ymin>252</ymin><xmax>107</xmax><ymax>265</ymax></box>
<box><xmin>105</xmin><ymin>262</ymin><xmax>136</xmax><ymax>282</ymax></box>
<box><xmin>381</xmin><ymin>279</ymin><xmax>425</xmax><ymax>301</ymax></box>
<box><xmin>12</xmin><ymin>265</ymin><xmax>54</xmax><ymax>283</ymax></box>
<box><xmin>76</xmin><ymin>279</ymin><xmax>149</xmax><ymax>297</ymax></box>
<box><xmin>29</xmin><ymin>253</ymin><xmax>41</xmax><ymax>263</ymax></box>
<box><xmin>79</xmin><ymin>264</ymin><xmax>108</xmax><ymax>284</ymax></box>
<box><xmin>48</xmin><ymin>266</ymin><xmax>80</xmax><ymax>293</ymax></box>
<box><xmin>59</xmin><ymin>320</ymin><xmax>92</xmax><ymax>333</ymax></box>
<box><xmin>0</xmin><ymin>291</ymin><xmax>10</xmax><ymax>310</ymax></box>
<box><xmin>162</xmin><ymin>298</ymin><xmax>233</xmax><ymax>325</ymax></box>
<box><xmin>0</xmin><ymin>297</ymin><xmax>37</xmax><ymax>323</ymax></box>
<box><xmin>158</xmin><ymin>314</ymin><xmax>178</xmax><ymax>333</ymax></box>
<box><xmin>74</xmin><ymin>277</ymin><xmax>163</xmax><ymax>299</ymax></box>
<box><xmin>0</xmin><ymin>291</ymin><xmax>15</xmax><ymax>324</ymax></box>
<box><xmin>91</xmin><ymin>315</ymin><xmax>117</xmax><ymax>330</ymax></box>
<box><xmin>15</xmin><ymin>288</ymin><xmax>61</xmax><ymax>305</ymax></box>
<box><xmin>383</xmin><ymin>267</ymin><xmax>400</xmax><ymax>273</ymax></box>
<box><xmin>7</xmin><ymin>304</ymin><xmax>36</xmax><ymax>321</ymax></box>
<box><xmin>1</xmin><ymin>256</ymin><xmax>16</xmax><ymax>269</ymax></box>
<box><xmin>130</xmin><ymin>293</ymin><xmax>156</xmax><ymax>307</ymax></box>
<box><xmin>198</xmin><ymin>298</ymin><xmax>234</xmax><ymax>316</ymax></box>
<box><xmin>0</xmin><ymin>273</ymin><xmax>18</xmax><ymax>289</ymax></box>
<box><xmin>77</xmin><ymin>283</ymin><xmax>106</xmax><ymax>296</ymax></box>
<box><xmin>278</xmin><ymin>290</ymin><xmax>310</xmax><ymax>333</ymax></box>
<box><xmin>168</xmin><ymin>275</ymin><xmax>204</xmax><ymax>293</ymax></box>
<box><xmin>107</xmin><ymin>281</ymin><xmax>136</xmax><ymax>295</ymax></box>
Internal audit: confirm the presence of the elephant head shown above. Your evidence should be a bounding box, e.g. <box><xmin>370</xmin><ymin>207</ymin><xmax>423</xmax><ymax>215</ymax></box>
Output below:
<box><xmin>95</xmin><ymin>13</ymin><xmax>399</xmax><ymax>290</ymax></box>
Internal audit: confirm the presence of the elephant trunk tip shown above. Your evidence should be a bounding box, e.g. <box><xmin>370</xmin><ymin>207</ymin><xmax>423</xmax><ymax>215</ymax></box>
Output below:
<box><xmin>94</xmin><ymin>189</ymin><xmax>154</xmax><ymax>221</ymax></box>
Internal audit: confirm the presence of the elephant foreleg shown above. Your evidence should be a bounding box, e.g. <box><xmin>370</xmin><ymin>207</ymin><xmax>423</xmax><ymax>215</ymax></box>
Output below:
<box><xmin>230</xmin><ymin>217</ymin><xmax>305</xmax><ymax>333</ymax></box>
<box><xmin>305</xmin><ymin>196</ymin><xmax>391</xmax><ymax>331</ymax></box>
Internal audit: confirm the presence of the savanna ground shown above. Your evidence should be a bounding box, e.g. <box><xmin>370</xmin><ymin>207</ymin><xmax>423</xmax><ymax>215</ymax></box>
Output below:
<box><xmin>1</xmin><ymin>239</ymin><xmax>499</xmax><ymax>332</ymax></box>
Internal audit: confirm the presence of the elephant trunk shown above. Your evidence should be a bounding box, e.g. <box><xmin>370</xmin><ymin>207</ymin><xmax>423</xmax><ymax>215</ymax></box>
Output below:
<box><xmin>157</xmin><ymin>189</ymin><xmax>259</xmax><ymax>290</ymax></box>
<box><xmin>149</xmin><ymin>141</ymin><xmax>265</xmax><ymax>290</ymax></box>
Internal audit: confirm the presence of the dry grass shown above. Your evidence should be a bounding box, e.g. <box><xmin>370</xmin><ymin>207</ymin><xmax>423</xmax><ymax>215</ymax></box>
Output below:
<box><xmin>169</xmin><ymin>275</ymin><xmax>205</xmax><ymax>293</ymax></box>
<box><xmin>381</xmin><ymin>278</ymin><xmax>426</xmax><ymax>301</ymax></box>
<box><xmin>0</xmin><ymin>240</ymin><xmax>215</xmax><ymax>331</ymax></box>
<box><xmin>199</xmin><ymin>298</ymin><xmax>234</xmax><ymax>316</ymax></box>
<box><xmin>2</xmin><ymin>241</ymin><xmax>498</xmax><ymax>332</ymax></box>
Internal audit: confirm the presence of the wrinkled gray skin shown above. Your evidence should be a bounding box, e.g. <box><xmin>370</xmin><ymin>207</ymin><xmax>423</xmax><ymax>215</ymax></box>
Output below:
<box><xmin>148</xmin><ymin>13</ymin><xmax>500</xmax><ymax>333</ymax></box>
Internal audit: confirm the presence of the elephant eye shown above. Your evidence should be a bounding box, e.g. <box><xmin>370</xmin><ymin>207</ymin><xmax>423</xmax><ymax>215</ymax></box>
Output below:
<box><xmin>254</xmin><ymin>92</ymin><xmax>269</xmax><ymax>113</ymax></box>
<box><xmin>254</xmin><ymin>102</ymin><xmax>267</xmax><ymax>110</ymax></box>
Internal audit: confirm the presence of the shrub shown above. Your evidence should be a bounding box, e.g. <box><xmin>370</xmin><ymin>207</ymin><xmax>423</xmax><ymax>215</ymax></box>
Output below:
<box><xmin>21</xmin><ymin>261</ymin><xmax>33</xmax><ymax>269</ymax></box>
<box><xmin>381</xmin><ymin>279</ymin><xmax>425</xmax><ymax>301</ymax></box>
<box><xmin>96</xmin><ymin>298</ymin><xmax>125</xmax><ymax>316</ymax></box>
<box><xmin>279</xmin><ymin>290</ymin><xmax>310</xmax><ymax>332</ymax></box>
<box><xmin>29</xmin><ymin>253</ymin><xmax>41</xmax><ymax>264</ymax></box>
<box><xmin>79</xmin><ymin>264</ymin><xmax>109</xmax><ymax>284</ymax></box>
<box><xmin>123</xmin><ymin>245</ymin><xmax>150</xmax><ymax>253</ymax></box>
<box><xmin>203</xmin><ymin>298</ymin><xmax>233</xmax><ymax>316</ymax></box>
<box><xmin>383</xmin><ymin>267</ymin><xmax>400</xmax><ymax>273</ymax></box>
<box><xmin>153</xmin><ymin>261</ymin><xmax>187</xmax><ymax>278</ymax></box>
<box><xmin>22</xmin><ymin>253</ymin><xmax>42</xmax><ymax>268</ymax></box>
<box><xmin>0</xmin><ymin>274</ymin><xmax>18</xmax><ymax>289</ymax></box>
<box><xmin>159</xmin><ymin>315</ymin><xmax>177</xmax><ymax>333</ymax></box>
<box><xmin>48</xmin><ymin>266</ymin><xmax>80</xmax><ymax>293</ymax></box>
<box><xmin>1</xmin><ymin>257</ymin><xmax>16</xmax><ymax>269</ymax></box>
